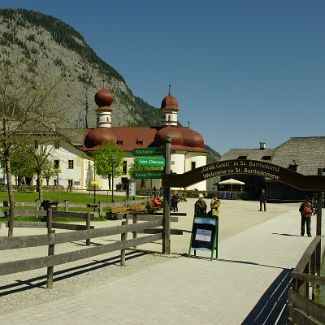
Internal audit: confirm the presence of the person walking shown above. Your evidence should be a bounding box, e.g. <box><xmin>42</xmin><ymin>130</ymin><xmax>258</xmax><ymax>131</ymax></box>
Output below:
<box><xmin>259</xmin><ymin>188</ymin><xmax>267</xmax><ymax>212</ymax></box>
<box><xmin>194</xmin><ymin>194</ymin><xmax>207</xmax><ymax>216</ymax></box>
<box><xmin>299</xmin><ymin>197</ymin><xmax>313</xmax><ymax>237</ymax></box>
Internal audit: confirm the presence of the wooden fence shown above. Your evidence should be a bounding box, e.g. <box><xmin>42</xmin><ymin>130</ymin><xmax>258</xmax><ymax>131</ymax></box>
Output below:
<box><xmin>0</xmin><ymin>209</ymin><xmax>168</xmax><ymax>289</ymax></box>
<box><xmin>1</xmin><ymin>199</ymin><xmax>148</xmax><ymax>217</ymax></box>
<box><xmin>287</xmin><ymin>236</ymin><xmax>325</xmax><ymax>324</ymax></box>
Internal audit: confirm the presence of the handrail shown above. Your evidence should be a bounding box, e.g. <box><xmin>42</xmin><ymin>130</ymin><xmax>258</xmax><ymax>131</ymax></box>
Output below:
<box><xmin>287</xmin><ymin>235</ymin><xmax>325</xmax><ymax>324</ymax></box>
<box><xmin>293</xmin><ymin>236</ymin><xmax>321</xmax><ymax>274</ymax></box>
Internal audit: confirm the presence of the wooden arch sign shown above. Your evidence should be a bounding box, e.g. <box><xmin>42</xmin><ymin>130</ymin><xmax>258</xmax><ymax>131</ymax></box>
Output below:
<box><xmin>162</xmin><ymin>159</ymin><xmax>325</xmax><ymax>191</ymax></box>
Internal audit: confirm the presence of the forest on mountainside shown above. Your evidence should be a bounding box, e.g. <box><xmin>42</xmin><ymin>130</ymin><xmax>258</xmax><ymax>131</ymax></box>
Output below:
<box><xmin>0</xmin><ymin>8</ymin><xmax>220</xmax><ymax>160</ymax></box>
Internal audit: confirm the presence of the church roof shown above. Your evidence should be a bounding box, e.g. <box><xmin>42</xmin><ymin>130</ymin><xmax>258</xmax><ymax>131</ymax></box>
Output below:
<box><xmin>160</xmin><ymin>88</ymin><xmax>179</xmax><ymax>112</ymax></box>
<box><xmin>83</xmin><ymin>126</ymin><xmax>206</xmax><ymax>153</ymax></box>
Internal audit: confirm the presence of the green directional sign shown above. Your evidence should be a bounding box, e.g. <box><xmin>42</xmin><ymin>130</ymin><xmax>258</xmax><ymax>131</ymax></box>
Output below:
<box><xmin>132</xmin><ymin>147</ymin><xmax>164</xmax><ymax>156</ymax></box>
<box><xmin>136</xmin><ymin>157</ymin><xmax>165</xmax><ymax>167</ymax></box>
<box><xmin>132</xmin><ymin>170</ymin><xmax>163</xmax><ymax>179</ymax></box>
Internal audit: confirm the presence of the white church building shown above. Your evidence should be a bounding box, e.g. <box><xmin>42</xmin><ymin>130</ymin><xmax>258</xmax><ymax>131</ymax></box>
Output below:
<box><xmin>83</xmin><ymin>87</ymin><xmax>207</xmax><ymax>192</ymax></box>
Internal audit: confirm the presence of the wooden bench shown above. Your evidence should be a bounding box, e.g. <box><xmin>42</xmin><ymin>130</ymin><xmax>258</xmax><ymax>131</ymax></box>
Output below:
<box><xmin>108</xmin><ymin>206</ymin><xmax>128</xmax><ymax>219</ymax></box>
<box><xmin>128</xmin><ymin>203</ymin><xmax>145</xmax><ymax>212</ymax></box>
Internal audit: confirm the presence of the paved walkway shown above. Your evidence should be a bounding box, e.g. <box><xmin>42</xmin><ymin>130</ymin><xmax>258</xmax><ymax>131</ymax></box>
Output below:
<box><xmin>0</xmin><ymin>204</ymin><xmax>322</xmax><ymax>324</ymax></box>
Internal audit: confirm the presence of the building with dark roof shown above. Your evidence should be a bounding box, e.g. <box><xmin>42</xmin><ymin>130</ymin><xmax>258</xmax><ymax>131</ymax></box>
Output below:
<box><xmin>219</xmin><ymin>138</ymin><xmax>325</xmax><ymax>201</ymax></box>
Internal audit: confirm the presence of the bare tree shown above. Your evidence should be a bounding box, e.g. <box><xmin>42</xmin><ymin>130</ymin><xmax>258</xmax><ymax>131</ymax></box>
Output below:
<box><xmin>0</xmin><ymin>53</ymin><xmax>64</xmax><ymax>236</ymax></box>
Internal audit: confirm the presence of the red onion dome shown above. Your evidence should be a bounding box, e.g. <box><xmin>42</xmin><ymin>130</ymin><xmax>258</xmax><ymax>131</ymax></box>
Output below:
<box><xmin>84</xmin><ymin>128</ymin><xmax>117</xmax><ymax>149</ymax></box>
<box><xmin>155</xmin><ymin>126</ymin><xmax>184</xmax><ymax>146</ymax></box>
<box><xmin>95</xmin><ymin>87</ymin><xmax>113</xmax><ymax>107</ymax></box>
<box><xmin>182</xmin><ymin>128</ymin><xmax>204</xmax><ymax>149</ymax></box>
<box><xmin>154</xmin><ymin>126</ymin><xmax>204</xmax><ymax>149</ymax></box>
<box><xmin>161</xmin><ymin>91</ymin><xmax>179</xmax><ymax>111</ymax></box>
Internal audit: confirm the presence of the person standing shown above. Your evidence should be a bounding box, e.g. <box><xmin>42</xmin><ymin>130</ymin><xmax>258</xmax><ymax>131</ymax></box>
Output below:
<box><xmin>194</xmin><ymin>194</ymin><xmax>207</xmax><ymax>216</ymax></box>
<box><xmin>259</xmin><ymin>188</ymin><xmax>267</xmax><ymax>212</ymax></box>
<box><xmin>210</xmin><ymin>193</ymin><xmax>221</xmax><ymax>217</ymax></box>
<box><xmin>299</xmin><ymin>198</ymin><xmax>313</xmax><ymax>237</ymax></box>
<box><xmin>171</xmin><ymin>192</ymin><xmax>179</xmax><ymax>212</ymax></box>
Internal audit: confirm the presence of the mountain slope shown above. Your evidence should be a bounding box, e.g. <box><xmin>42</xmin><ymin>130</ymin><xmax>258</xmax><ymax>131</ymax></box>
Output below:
<box><xmin>0</xmin><ymin>8</ymin><xmax>220</xmax><ymax>160</ymax></box>
<box><xmin>0</xmin><ymin>8</ymin><xmax>161</xmax><ymax>128</ymax></box>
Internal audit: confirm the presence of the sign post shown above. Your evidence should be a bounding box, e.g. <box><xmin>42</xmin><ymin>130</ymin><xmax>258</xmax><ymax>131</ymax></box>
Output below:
<box><xmin>91</xmin><ymin>180</ymin><xmax>100</xmax><ymax>205</ymax></box>
<box><xmin>316</xmin><ymin>168</ymin><xmax>323</xmax><ymax>275</ymax></box>
<box><xmin>188</xmin><ymin>215</ymin><xmax>218</xmax><ymax>261</ymax></box>
<box><xmin>163</xmin><ymin>137</ymin><xmax>171</xmax><ymax>254</ymax></box>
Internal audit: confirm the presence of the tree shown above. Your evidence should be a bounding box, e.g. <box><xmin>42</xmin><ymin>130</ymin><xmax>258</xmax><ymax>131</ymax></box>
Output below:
<box><xmin>42</xmin><ymin>158</ymin><xmax>58</xmax><ymax>186</ymax></box>
<box><xmin>10</xmin><ymin>145</ymin><xmax>35</xmax><ymax>186</ymax></box>
<box><xmin>93</xmin><ymin>141</ymin><xmax>124</xmax><ymax>190</ymax></box>
<box><xmin>27</xmin><ymin>141</ymin><xmax>56</xmax><ymax>200</ymax></box>
<box><xmin>0</xmin><ymin>52</ymin><xmax>64</xmax><ymax>237</ymax></box>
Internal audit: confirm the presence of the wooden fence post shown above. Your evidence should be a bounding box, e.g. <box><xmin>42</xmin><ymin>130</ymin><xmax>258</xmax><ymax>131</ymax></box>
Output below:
<box><xmin>86</xmin><ymin>213</ymin><xmax>91</xmax><ymax>246</ymax></box>
<box><xmin>35</xmin><ymin>199</ymin><xmax>41</xmax><ymax>211</ymax></box>
<box><xmin>46</xmin><ymin>208</ymin><xmax>55</xmax><ymax>289</ymax></box>
<box><xmin>64</xmin><ymin>200</ymin><xmax>69</xmax><ymax>212</ymax></box>
<box><xmin>132</xmin><ymin>213</ymin><xmax>137</xmax><ymax>249</ymax></box>
<box><xmin>121</xmin><ymin>213</ymin><xmax>128</xmax><ymax>266</ymax></box>
<box><xmin>99</xmin><ymin>202</ymin><xmax>103</xmax><ymax>217</ymax></box>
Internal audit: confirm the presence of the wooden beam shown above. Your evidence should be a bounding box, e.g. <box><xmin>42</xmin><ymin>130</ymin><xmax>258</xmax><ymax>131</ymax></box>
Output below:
<box><xmin>288</xmin><ymin>289</ymin><xmax>325</xmax><ymax>323</ymax></box>
<box><xmin>13</xmin><ymin>210</ymin><xmax>47</xmax><ymax>217</ymax></box>
<box><xmin>0</xmin><ymin>233</ymin><xmax>162</xmax><ymax>276</ymax></box>
<box><xmin>0</xmin><ymin>233</ymin><xmax>55</xmax><ymax>250</ymax></box>
<box><xmin>53</xmin><ymin>211</ymin><xmax>89</xmax><ymax>219</ymax></box>
<box><xmin>287</xmin><ymin>305</ymin><xmax>318</xmax><ymax>325</ymax></box>
<box><xmin>291</xmin><ymin>272</ymin><xmax>325</xmax><ymax>286</ymax></box>
<box><xmin>0</xmin><ymin>219</ymin><xmax>163</xmax><ymax>249</ymax></box>
<box><xmin>293</xmin><ymin>236</ymin><xmax>321</xmax><ymax>273</ymax></box>
<box><xmin>52</xmin><ymin>223</ymin><xmax>95</xmax><ymax>231</ymax></box>
<box><xmin>10</xmin><ymin>222</ymin><xmax>47</xmax><ymax>228</ymax></box>
<box><xmin>141</xmin><ymin>229</ymin><xmax>183</xmax><ymax>235</ymax></box>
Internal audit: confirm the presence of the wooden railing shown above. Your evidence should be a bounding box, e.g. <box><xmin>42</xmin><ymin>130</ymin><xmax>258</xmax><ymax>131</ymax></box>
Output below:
<box><xmin>0</xmin><ymin>209</ymin><xmax>164</xmax><ymax>289</ymax></box>
<box><xmin>287</xmin><ymin>236</ymin><xmax>325</xmax><ymax>324</ymax></box>
<box><xmin>1</xmin><ymin>199</ymin><xmax>148</xmax><ymax>217</ymax></box>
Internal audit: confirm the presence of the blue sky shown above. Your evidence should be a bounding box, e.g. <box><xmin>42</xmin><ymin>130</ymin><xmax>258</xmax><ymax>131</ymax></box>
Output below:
<box><xmin>1</xmin><ymin>0</ymin><xmax>324</xmax><ymax>154</ymax></box>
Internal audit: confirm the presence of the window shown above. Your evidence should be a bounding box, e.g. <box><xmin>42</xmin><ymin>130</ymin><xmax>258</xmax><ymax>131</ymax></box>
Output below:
<box><xmin>68</xmin><ymin>160</ymin><xmax>74</xmax><ymax>169</ymax></box>
<box><xmin>123</xmin><ymin>161</ymin><xmax>127</xmax><ymax>174</ymax></box>
<box><xmin>237</xmin><ymin>156</ymin><xmax>247</xmax><ymax>160</ymax></box>
<box><xmin>136</xmin><ymin>139</ymin><xmax>143</xmax><ymax>145</ymax></box>
<box><xmin>288</xmin><ymin>164</ymin><xmax>298</xmax><ymax>172</ymax></box>
<box><xmin>54</xmin><ymin>160</ymin><xmax>60</xmax><ymax>169</ymax></box>
<box><xmin>191</xmin><ymin>161</ymin><xmax>196</xmax><ymax>170</ymax></box>
<box><xmin>261</xmin><ymin>156</ymin><xmax>271</xmax><ymax>161</ymax></box>
<box><xmin>116</xmin><ymin>140</ymin><xmax>123</xmax><ymax>145</ymax></box>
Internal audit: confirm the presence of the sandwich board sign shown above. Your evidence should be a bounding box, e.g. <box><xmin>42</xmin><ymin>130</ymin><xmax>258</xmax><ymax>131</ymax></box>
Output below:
<box><xmin>188</xmin><ymin>215</ymin><xmax>218</xmax><ymax>261</ymax></box>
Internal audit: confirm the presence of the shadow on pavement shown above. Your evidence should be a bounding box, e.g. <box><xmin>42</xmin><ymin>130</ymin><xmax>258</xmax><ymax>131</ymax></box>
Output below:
<box><xmin>0</xmin><ymin>250</ymin><xmax>147</xmax><ymax>297</ymax></box>
<box><xmin>241</xmin><ymin>268</ymin><xmax>292</xmax><ymax>325</ymax></box>
<box><xmin>272</xmin><ymin>232</ymin><xmax>302</xmax><ymax>237</ymax></box>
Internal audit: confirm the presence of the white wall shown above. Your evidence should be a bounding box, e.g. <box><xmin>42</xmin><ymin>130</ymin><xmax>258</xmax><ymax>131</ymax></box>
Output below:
<box><xmin>49</xmin><ymin>142</ymin><xmax>93</xmax><ymax>190</ymax></box>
